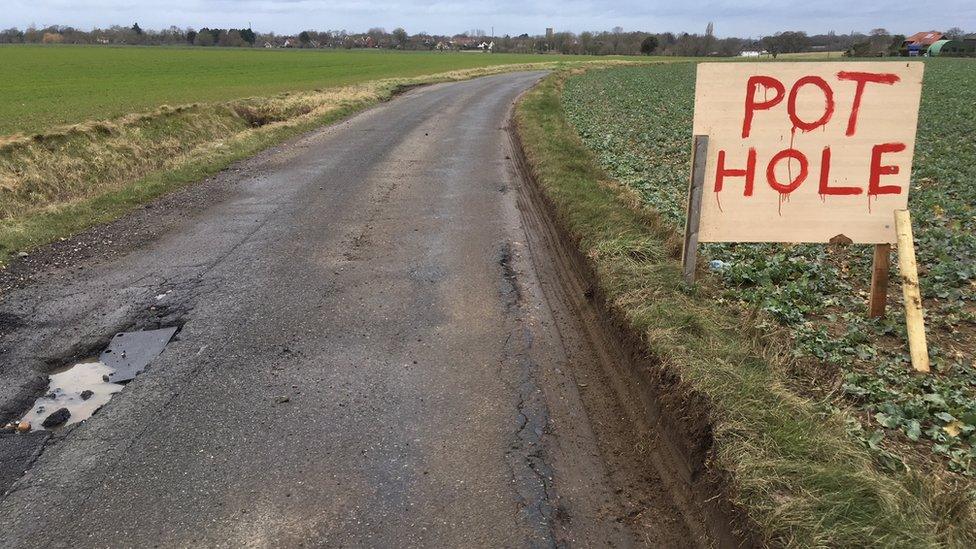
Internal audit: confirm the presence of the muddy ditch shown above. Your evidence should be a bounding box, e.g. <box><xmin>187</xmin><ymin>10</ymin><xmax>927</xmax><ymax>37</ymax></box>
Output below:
<box><xmin>508</xmin><ymin>125</ymin><xmax>756</xmax><ymax>548</ymax></box>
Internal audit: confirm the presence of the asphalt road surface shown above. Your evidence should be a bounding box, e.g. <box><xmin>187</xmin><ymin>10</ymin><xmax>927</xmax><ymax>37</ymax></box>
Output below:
<box><xmin>0</xmin><ymin>72</ymin><xmax>702</xmax><ymax>547</ymax></box>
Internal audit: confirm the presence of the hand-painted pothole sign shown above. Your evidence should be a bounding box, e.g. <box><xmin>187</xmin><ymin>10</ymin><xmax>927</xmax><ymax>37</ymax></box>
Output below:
<box><xmin>682</xmin><ymin>62</ymin><xmax>929</xmax><ymax>371</ymax></box>
<box><xmin>690</xmin><ymin>61</ymin><xmax>923</xmax><ymax>243</ymax></box>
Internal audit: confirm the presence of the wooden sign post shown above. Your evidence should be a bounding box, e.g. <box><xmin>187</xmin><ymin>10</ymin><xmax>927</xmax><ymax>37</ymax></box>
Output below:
<box><xmin>683</xmin><ymin>62</ymin><xmax>929</xmax><ymax>372</ymax></box>
<box><xmin>894</xmin><ymin>210</ymin><xmax>929</xmax><ymax>372</ymax></box>
<box><xmin>682</xmin><ymin>135</ymin><xmax>709</xmax><ymax>285</ymax></box>
<box><xmin>868</xmin><ymin>244</ymin><xmax>891</xmax><ymax>318</ymax></box>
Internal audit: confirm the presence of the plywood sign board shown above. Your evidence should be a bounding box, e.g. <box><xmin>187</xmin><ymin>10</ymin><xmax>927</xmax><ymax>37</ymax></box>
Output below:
<box><xmin>692</xmin><ymin>62</ymin><xmax>924</xmax><ymax>244</ymax></box>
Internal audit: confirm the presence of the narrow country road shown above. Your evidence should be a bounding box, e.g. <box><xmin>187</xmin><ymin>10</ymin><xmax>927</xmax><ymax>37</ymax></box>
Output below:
<box><xmin>0</xmin><ymin>72</ymin><xmax>703</xmax><ymax>547</ymax></box>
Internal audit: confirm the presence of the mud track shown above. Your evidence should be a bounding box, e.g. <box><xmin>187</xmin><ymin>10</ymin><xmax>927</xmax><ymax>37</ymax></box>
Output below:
<box><xmin>508</xmin><ymin>122</ymin><xmax>752</xmax><ymax>548</ymax></box>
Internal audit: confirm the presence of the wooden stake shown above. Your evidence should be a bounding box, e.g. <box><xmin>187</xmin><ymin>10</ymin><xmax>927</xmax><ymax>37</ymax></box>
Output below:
<box><xmin>868</xmin><ymin>243</ymin><xmax>891</xmax><ymax>318</ymax></box>
<box><xmin>894</xmin><ymin>210</ymin><xmax>929</xmax><ymax>373</ymax></box>
<box><xmin>682</xmin><ymin>135</ymin><xmax>709</xmax><ymax>285</ymax></box>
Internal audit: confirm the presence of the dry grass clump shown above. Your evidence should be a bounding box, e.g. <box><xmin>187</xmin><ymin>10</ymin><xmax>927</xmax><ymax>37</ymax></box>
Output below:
<box><xmin>0</xmin><ymin>105</ymin><xmax>245</xmax><ymax>219</ymax></box>
<box><xmin>0</xmin><ymin>87</ymin><xmax>383</xmax><ymax>222</ymax></box>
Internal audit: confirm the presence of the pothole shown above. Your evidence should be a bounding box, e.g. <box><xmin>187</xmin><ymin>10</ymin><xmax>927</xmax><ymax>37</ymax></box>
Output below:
<box><xmin>5</xmin><ymin>326</ymin><xmax>178</xmax><ymax>433</ymax></box>
<box><xmin>19</xmin><ymin>361</ymin><xmax>123</xmax><ymax>430</ymax></box>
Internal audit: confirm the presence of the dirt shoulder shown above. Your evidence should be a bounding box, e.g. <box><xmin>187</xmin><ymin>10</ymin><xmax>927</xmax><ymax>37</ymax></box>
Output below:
<box><xmin>513</xmin><ymin>70</ymin><xmax>975</xmax><ymax>547</ymax></box>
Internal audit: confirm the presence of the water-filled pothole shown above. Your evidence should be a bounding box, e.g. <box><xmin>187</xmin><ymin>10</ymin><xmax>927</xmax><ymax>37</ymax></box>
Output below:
<box><xmin>20</xmin><ymin>361</ymin><xmax>123</xmax><ymax>430</ymax></box>
<box><xmin>11</xmin><ymin>326</ymin><xmax>178</xmax><ymax>432</ymax></box>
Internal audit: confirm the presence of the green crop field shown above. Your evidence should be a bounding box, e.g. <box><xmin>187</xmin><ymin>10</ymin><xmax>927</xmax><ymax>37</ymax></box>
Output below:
<box><xmin>0</xmin><ymin>45</ymin><xmax>567</xmax><ymax>135</ymax></box>
<box><xmin>562</xmin><ymin>59</ymin><xmax>976</xmax><ymax>475</ymax></box>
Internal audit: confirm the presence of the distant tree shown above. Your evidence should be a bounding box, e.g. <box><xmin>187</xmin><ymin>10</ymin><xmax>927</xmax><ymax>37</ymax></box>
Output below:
<box><xmin>944</xmin><ymin>27</ymin><xmax>965</xmax><ymax>39</ymax></box>
<box><xmin>610</xmin><ymin>26</ymin><xmax>624</xmax><ymax>53</ymax></box>
<box><xmin>0</xmin><ymin>27</ymin><xmax>25</xmax><ymax>43</ymax></box>
<box><xmin>392</xmin><ymin>27</ymin><xmax>408</xmax><ymax>47</ymax></box>
<box><xmin>0</xmin><ymin>22</ymin><xmax>907</xmax><ymax>58</ymax></box>
<box><xmin>549</xmin><ymin>31</ymin><xmax>575</xmax><ymax>54</ymax></box>
<box><xmin>867</xmin><ymin>28</ymin><xmax>891</xmax><ymax>55</ymax></box>
<box><xmin>640</xmin><ymin>35</ymin><xmax>658</xmax><ymax>55</ymax></box>
<box><xmin>193</xmin><ymin>28</ymin><xmax>215</xmax><ymax>46</ymax></box>
<box><xmin>412</xmin><ymin>31</ymin><xmax>433</xmax><ymax>50</ymax></box>
<box><xmin>240</xmin><ymin>28</ymin><xmax>256</xmax><ymax>45</ymax></box>
<box><xmin>762</xmin><ymin>31</ymin><xmax>808</xmax><ymax>56</ymax></box>
<box><xmin>761</xmin><ymin>35</ymin><xmax>779</xmax><ymax>57</ymax></box>
<box><xmin>366</xmin><ymin>27</ymin><xmax>387</xmax><ymax>47</ymax></box>
<box><xmin>890</xmin><ymin>34</ymin><xmax>906</xmax><ymax>56</ymax></box>
<box><xmin>578</xmin><ymin>31</ymin><xmax>594</xmax><ymax>54</ymax></box>
<box><xmin>218</xmin><ymin>30</ymin><xmax>247</xmax><ymax>47</ymax></box>
<box><xmin>703</xmin><ymin>22</ymin><xmax>716</xmax><ymax>54</ymax></box>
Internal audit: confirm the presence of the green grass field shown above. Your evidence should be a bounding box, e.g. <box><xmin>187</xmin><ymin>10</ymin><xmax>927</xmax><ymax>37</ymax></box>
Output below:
<box><xmin>0</xmin><ymin>45</ymin><xmax>567</xmax><ymax>135</ymax></box>
<box><xmin>561</xmin><ymin>59</ymin><xmax>976</xmax><ymax>476</ymax></box>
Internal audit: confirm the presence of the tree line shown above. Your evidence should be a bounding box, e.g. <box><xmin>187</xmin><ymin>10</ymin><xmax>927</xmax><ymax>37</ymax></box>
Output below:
<box><xmin>0</xmin><ymin>23</ymin><xmax>969</xmax><ymax>57</ymax></box>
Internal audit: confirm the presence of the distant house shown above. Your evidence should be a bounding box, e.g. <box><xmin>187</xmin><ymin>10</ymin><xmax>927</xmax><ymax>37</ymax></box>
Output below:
<box><xmin>451</xmin><ymin>36</ymin><xmax>480</xmax><ymax>50</ymax></box>
<box><xmin>477</xmin><ymin>41</ymin><xmax>494</xmax><ymax>52</ymax></box>
<box><xmin>900</xmin><ymin>31</ymin><xmax>943</xmax><ymax>56</ymax></box>
<box><xmin>263</xmin><ymin>41</ymin><xmax>274</xmax><ymax>48</ymax></box>
<box><xmin>739</xmin><ymin>50</ymin><xmax>767</xmax><ymax>57</ymax></box>
<box><xmin>282</xmin><ymin>39</ymin><xmax>294</xmax><ymax>48</ymax></box>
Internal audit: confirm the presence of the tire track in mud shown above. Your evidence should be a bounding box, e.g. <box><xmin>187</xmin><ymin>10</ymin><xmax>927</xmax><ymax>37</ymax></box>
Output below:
<box><xmin>507</xmin><ymin>121</ymin><xmax>746</xmax><ymax>547</ymax></box>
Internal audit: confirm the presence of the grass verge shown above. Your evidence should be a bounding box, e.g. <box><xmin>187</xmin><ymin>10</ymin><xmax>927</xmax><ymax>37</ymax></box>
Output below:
<box><xmin>514</xmin><ymin>70</ymin><xmax>976</xmax><ymax>547</ymax></box>
<box><xmin>0</xmin><ymin>60</ymin><xmax>632</xmax><ymax>264</ymax></box>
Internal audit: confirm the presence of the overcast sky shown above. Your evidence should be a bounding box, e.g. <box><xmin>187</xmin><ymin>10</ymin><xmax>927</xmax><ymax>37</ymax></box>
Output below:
<box><xmin>4</xmin><ymin>1</ymin><xmax>974</xmax><ymax>38</ymax></box>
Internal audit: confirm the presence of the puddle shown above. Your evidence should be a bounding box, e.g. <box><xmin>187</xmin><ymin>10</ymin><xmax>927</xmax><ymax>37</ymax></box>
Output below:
<box><xmin>20</xmin><ymin>361</ymin><xmax>123</xmax><ymax>431</ymax></box>
<box><xmin>14</xmin><ymin>327</ymin><xmax>178</xmax><ymax>432</ymax></box>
